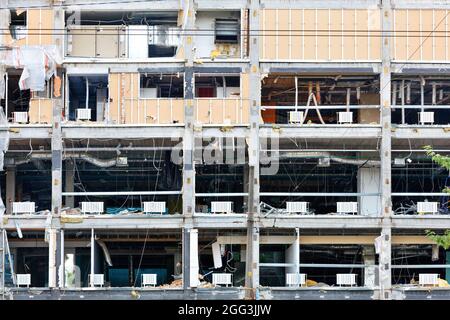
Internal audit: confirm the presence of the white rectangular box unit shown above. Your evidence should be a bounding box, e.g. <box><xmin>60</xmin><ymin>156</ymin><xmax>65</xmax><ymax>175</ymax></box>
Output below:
<box><xmin>211</xmin><ymin>201</ymin><xmax>233</xmax><ymax>214</ymax></box>
<box><xmin>16</xmin><ymin>274</ymin><xmax>31</xmax><ymax>287</ymax></box>
<box><xmin>212</xmin><ymin>273</ymin><xmax>233</xmax><ymax>287</ymax></box>
<box><xmin>419</xmin><ymin>273</ymin><xmax>439</xmax><ymax>286</ymax></box>
<box><xmin>338</xmin><ymin>111</ymin><xmax>353</xmax><ymax>124</ymax></box>
<box><xmin>336</xmin><ymin>202</ymin><xmax>358</xmax><ymax>214</ymax></box>
<box><xmin>76</xmin><ymin>108</ymin><xmax>92</xmax><ymax>120</ymax></box>
<box><xmin>13</xmin><ymin>112</ymin><xmax>28</xmax><ymax>124</ymax></box>
<box><xmin>286</xmin><ymin>202</ymin><xmax>309</xmax><ymax>214</ymax></box>
<box><xmin>288</xmin><ymin>111</ymin><xmax>304</xmax><ymax>124</ymax></box>
<box><xmin>336</xmin><ymin>274</ymin><xmax>357</xmax><ymax>286</ymax></box>
<box><xmin>142</xmin><ymin>274</ymin><xmax>157</xmax><ymax>287</ymax></box>
<box><xmin>81</xmin><ymin>202</ymin><xmax>104</xmax><ymax>214</ymax></box>
<box><xmin>89</xmin><ymin>274</ymin><xmax>104</xmax><ymax>287</ymax></box>
<box><xmin>286</xmin><ymin>273</ymin><xmax>307</xmax><ymax>287</ymax></box>
<box><xmin>417</xmin><ymin>202</ymin><xmax>439</xmax><ymax>214</ymax></box>
<box><xmin>418</xmin><ymin>111</ymin><xmax>434</xmax><ymax>124</ymax></box>
<box><xmin>143</xmin><ymin>201</ymin><xmax>166</xmax><ymax>214</ymax></box>
<box><xmin>12</xmin><ymin>202</ymin><xmax>35</xmax><ymax>214</ymax></box>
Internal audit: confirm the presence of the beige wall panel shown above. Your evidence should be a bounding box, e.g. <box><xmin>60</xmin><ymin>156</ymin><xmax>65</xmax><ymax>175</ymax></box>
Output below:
<box><xmin>277</xmin><ymin>10</ymin><xmax>289</xmax><ymax>60</ymax></box>
<box><xmin>263</xmin><ymin>9</ymin><xmax>277</xmax><ymax>59</ymax></box>
<box><xmin>241</xmin><ymin>73</ymin><xmax>250</xmax><ymax>100</ymax></box>
<box><xmin>343</xmin><ymin>10</ymin><xmax>356</xmax><ymax>60</ymax></box>
<box><xmin>329</xmin><ymin>9</ymin><xmax>342</xmax><ymax>60</ymax></box>
<box><xmin>29</xmin><ymin>99</ymin><xmax>52</xmax><ymax>124</ymax></box>
<box><xmin>196</xmin><ymin>99</ymin><xmax>211</xmax><ymax>124</ymax></box>
<box><xmin>242</xmin><ymin>100</ymin><xmax>250</xmax><ymax>123</ymax></box>
<box><xmin>408</xmin><ymin>10</ymin><xmax>421</xmax><ymax>60</ymax></box>
<box><xmin>96</xmin><ymin>27</ymin><xmax>119</xmax><ymax>58</ymax></box>
<box><xmin>435</xmin><ymin>10</ymin><xmax>447</xmax><ymax>60</ymax></box>
<box><xmin>224</xmin><ymin>99</ymin><xmax>238</xmax><ymax>123</ymax></box>
<box><xmin>316</xmin><ymin>10</ymin><xmax>329</xmax><ymax>60</ymax></box>
<box><xmin>143</xmin><ymin>100</ymin><xmax>158</xmax><ymax>124</ymax></box>
<box><xmin>330</xmin><ymin>10</ymin><xmax>342</xmax><ymax>60</ymax></box>
<box><xmin>303</xmin><ymin>10</ymin><xmax>315</xmax><ymax>60</ymax></box>
<box><xmin>158</xmin><ymin>99</ymin><xmax>172</xmax><ymax>124</ymax></box>
<box><xmin>355</xmin><ymin>10</ymin><xmax>369</xmax><ymax>60</ymax></box>
<box><xmin>68</xmin><ymin>28</ymin><xmax>96</xmax><ymax>57</ymax></box>
<box><xmin>211</xmin><ymin>100</ymin><xmax>225</xmax><ymax>124</ymax></box>
<box><xmin>422</xmin><ymin>10</ymin><xmax>433</xmax><ymax>60</ymax></box>
<box><xmin>108</xmin><ymin>73</ymin><xmax>121</xmax><ymax>123</ymax></box>
<box><xmin>27</xmin><ymin>9</ymin><xmax>54</xmax><ymax>46</ymax></box>
<box><xmin>290</xmin><ymin>9</ymin><xmax>303</xmax><ymax>59</ymax></box>
<box><xmin>172</xmin><ymin>100</ymin><xmax>184</xmax><ymax>124</ymax></box>
<box><xmin>394</xmin><ymin>10</ymin><xmax>407</xmax><ymax>60</ymax></box>
<box><xmin>369</xmin><ymin>10</ymin><xmax>381</xmax><ymax>59</ymax></box>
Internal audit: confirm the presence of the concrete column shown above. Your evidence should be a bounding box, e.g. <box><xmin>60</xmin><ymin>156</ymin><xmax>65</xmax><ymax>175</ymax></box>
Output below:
<box><xmin>379</xmin><ymin>0</ymin><xmax>393</xmax><ymax>300</ymax></box>
<box><xmin>181</xmin><ymin>0</ymin><xmax>196</xmax><ymax>292</ymax></box>
<box><xmin>5</xmin><ymin>167</ymin><xmax>15</xmax><ymax>215</ymax></box>
<box><xmin>57</xmin><ymin>229</ymin><xmax>64</xmax><ymax>288</ymax></box>
<box><xmin>245</xmin><ymin>0</ymin><xmax>261</xmax><ymax>299</ymax></box>
<box><xmin>358</xmin><ymin>167</ymin><xmax>380</xmax><ymax>216</ymax></box>
<box><xmin>285</xmin><ymin>229</ymin><xmax>300</xmax><ymax>275</ymax></box>
<box><xmin>48</xmin><ymin>229</ymin><xmax>57</xmax><ymax>287</ymax></box>
<box><xmin>182</xmin><ymin>228</ymin><xmax>199</xmax><ymax>289</ymax></box>
<box><xmin>49</xmin><ymin>85</ymin><xmax>63</xmax><ymax>288</ymax></box>
<box><xmin>65</xmin><ymin>160</ymin><xmax>75</xmax><ymax>208</ymax></box>
<box><xmin>363</xmin><ymin>246</ymin><xmax>376</xmax><ymax>288</ymax></box>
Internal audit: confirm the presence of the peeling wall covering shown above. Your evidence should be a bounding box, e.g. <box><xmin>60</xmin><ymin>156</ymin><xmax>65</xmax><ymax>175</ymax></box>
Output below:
<box><xmin>3</xmin><ymin>46</ymin><xmax>62</xmax><ymax>91</ymax></box>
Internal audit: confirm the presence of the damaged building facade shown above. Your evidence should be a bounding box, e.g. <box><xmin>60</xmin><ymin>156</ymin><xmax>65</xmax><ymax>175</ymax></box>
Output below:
<box><xmin>0</xmin><ymin>0</ymin><xmax>450</xmax><ymax>300</ymax></box>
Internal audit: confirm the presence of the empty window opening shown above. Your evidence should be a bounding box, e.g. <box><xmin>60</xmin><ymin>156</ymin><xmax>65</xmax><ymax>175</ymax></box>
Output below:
<box><xmin>65</xmin><ymin>11</ymin><xmax>180</xmax><ymax>58</ymax></box>
<box><xmin>68</xmin><ymin>75</ymin><xmax>108</xmax><ymax>122</ymax></box>
<box><xmin>195</xmin><ymin>75</ymin><xmax>240</xmax><ymax>98</ymax></box>
<box><xmin>139</xmin><ymin>73</ymin><xmax>184</xmax><ymax>98</ymax></box>
<box><xmin>261</xmin><ymin>74</ymin><xmax>380</xmax><ymax>125</ymax></box>
<box><xmin>391</xmin><ymin>76</ymin><xmax>450</xmax><ymax>125</ymax></box>
<box><xmin>9</xmin><ymin>10</ymin><xmax>27</xmax><ymax>40</ymax></box>
<box><xmin>215</xmin><ymin>19</ymin><xmax>239</xmax><ymax>44</ymax></box>
<box><xmin>3</xmin><ymin>72</ymin><xmax>31</xmax><ymax>122</ymax></box>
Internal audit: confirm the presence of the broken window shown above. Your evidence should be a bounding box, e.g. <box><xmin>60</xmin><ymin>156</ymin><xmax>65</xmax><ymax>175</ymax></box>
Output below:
<box><xmin>9</xmin><ymin>10</ymin><xmax>27</xmax><ymax>40</ymax></box>
<box><xmin>32</xmin><ymin>78</ymin><xmax>53</xmax><ymax>99</ymax></box>
<box><xmin>194</xmin><ymin>75</ymin><xmax>240</xmax><ymax>98</ymax></box>
<box><xmin>139</xmin><ymin>73</ymin><xmax>184</xmax><ymax>98</ymax></box>
<box><xmin>65</xmin><ymin>11</ymin><xmax>180</xmax><ymax>58</ymax></box>
<box><xmin>391</xmin><ymin>76</ymin><xmax>450</xmax><ymax>125</ymax></box>
<box><xmin>215</xmin><ymin>19</ymin><xmax>239</xmax><ymax>44</ymax></box>
<box><xmin>261</xmin><ymin>74</ymin><xmax>380</xmax><ymax>125</ymax></box>
<box><xmin>68</xmin><ymin>75</ymin><xmax>108</xmax><ymax>121</ymax></box>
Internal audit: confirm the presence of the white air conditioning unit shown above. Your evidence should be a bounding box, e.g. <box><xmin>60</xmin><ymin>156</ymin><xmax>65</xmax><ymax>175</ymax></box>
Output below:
<box><xmin>76</xmin><ymin>108</ymin><xmax>92</xmax><ymax>121</ymax></box>
<box><xmin>419</xmin><ymin>273</ymin><xmax>439</xmax><ymax>287</ymax></box>
<box><xmin>418</xmin><ymin>111</ymin><xmax>434</xmax><ymax>125</ymax></box>
<box><xmin>336</xmin><ymin>273</ymin><xmax>357</xmax><ymax>286</ymax></box>
<box><xmin>338</xmin><ymin>111</ymin><xmax>353</xmax><ymax>124</ymax></box>
<box><xmin>13</xmin><ymin>112</ymin><xmax>28</xmax><ymax>124</ymax></box>
<box><xmin>89</xmin><ymin>274</ymin><xmax>104</xmax><ymax>287</ymax></box>
<box><xmin>288</xmin><ymin>111</ymin><xmax>304</xmax><ymax>124</ymax></box>
<box><xmin>143</xmin><ymin>201</ymin><xmax>166</xmax><ymax>214</ymax></box>
<box><xmin>286</xmin><ymin>273</ymin><xmax>307</xmax><ymax>287</ymax></box>
<box><xmin>417</xmin><ymin>202</ymin><xmax>439</xmax><ymax>214</ymax></box>
<box><xmin>212</xmin><ymin>273</ymin><xmax>233</xmax><ymax>287</ymax></box>
<box><xmin>81</xmin><ymin>202</ymin><xmax>104</xmax><ymax>214</ymax></box>
<box><xmin>142</xmin><ymin>274</ymin><xmax>157</xmax><ymax>287</ymax></box>
<box><xmin>337</xmin><ymin>202</ymin><xmax>358</xmax><ymax>215</ymax></box>
<box><xmin>16</xmin><ymin>274</ymin><xmax>31</xmax><ymax>287</ymax></box>
<box><xmin>286</xmin><ymin>202</ymin><xmax>309</xmax><ymax>214</ymax></box>
<box><xmin>211</xmin><ymin>201</ymin><xmax>233</xmax><ymax>214</ymax></box>
<box><xmin>12</xmin><ymin>202</ymin><xmax>35</xmax><ymax>214</ymax></box>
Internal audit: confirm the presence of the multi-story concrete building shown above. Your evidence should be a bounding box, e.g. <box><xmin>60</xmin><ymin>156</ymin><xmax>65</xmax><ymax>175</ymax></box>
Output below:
<box><xmin>0</xmin><ymin>0</ymin><xmax>450</xmax><ymax>300</ymax></box>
